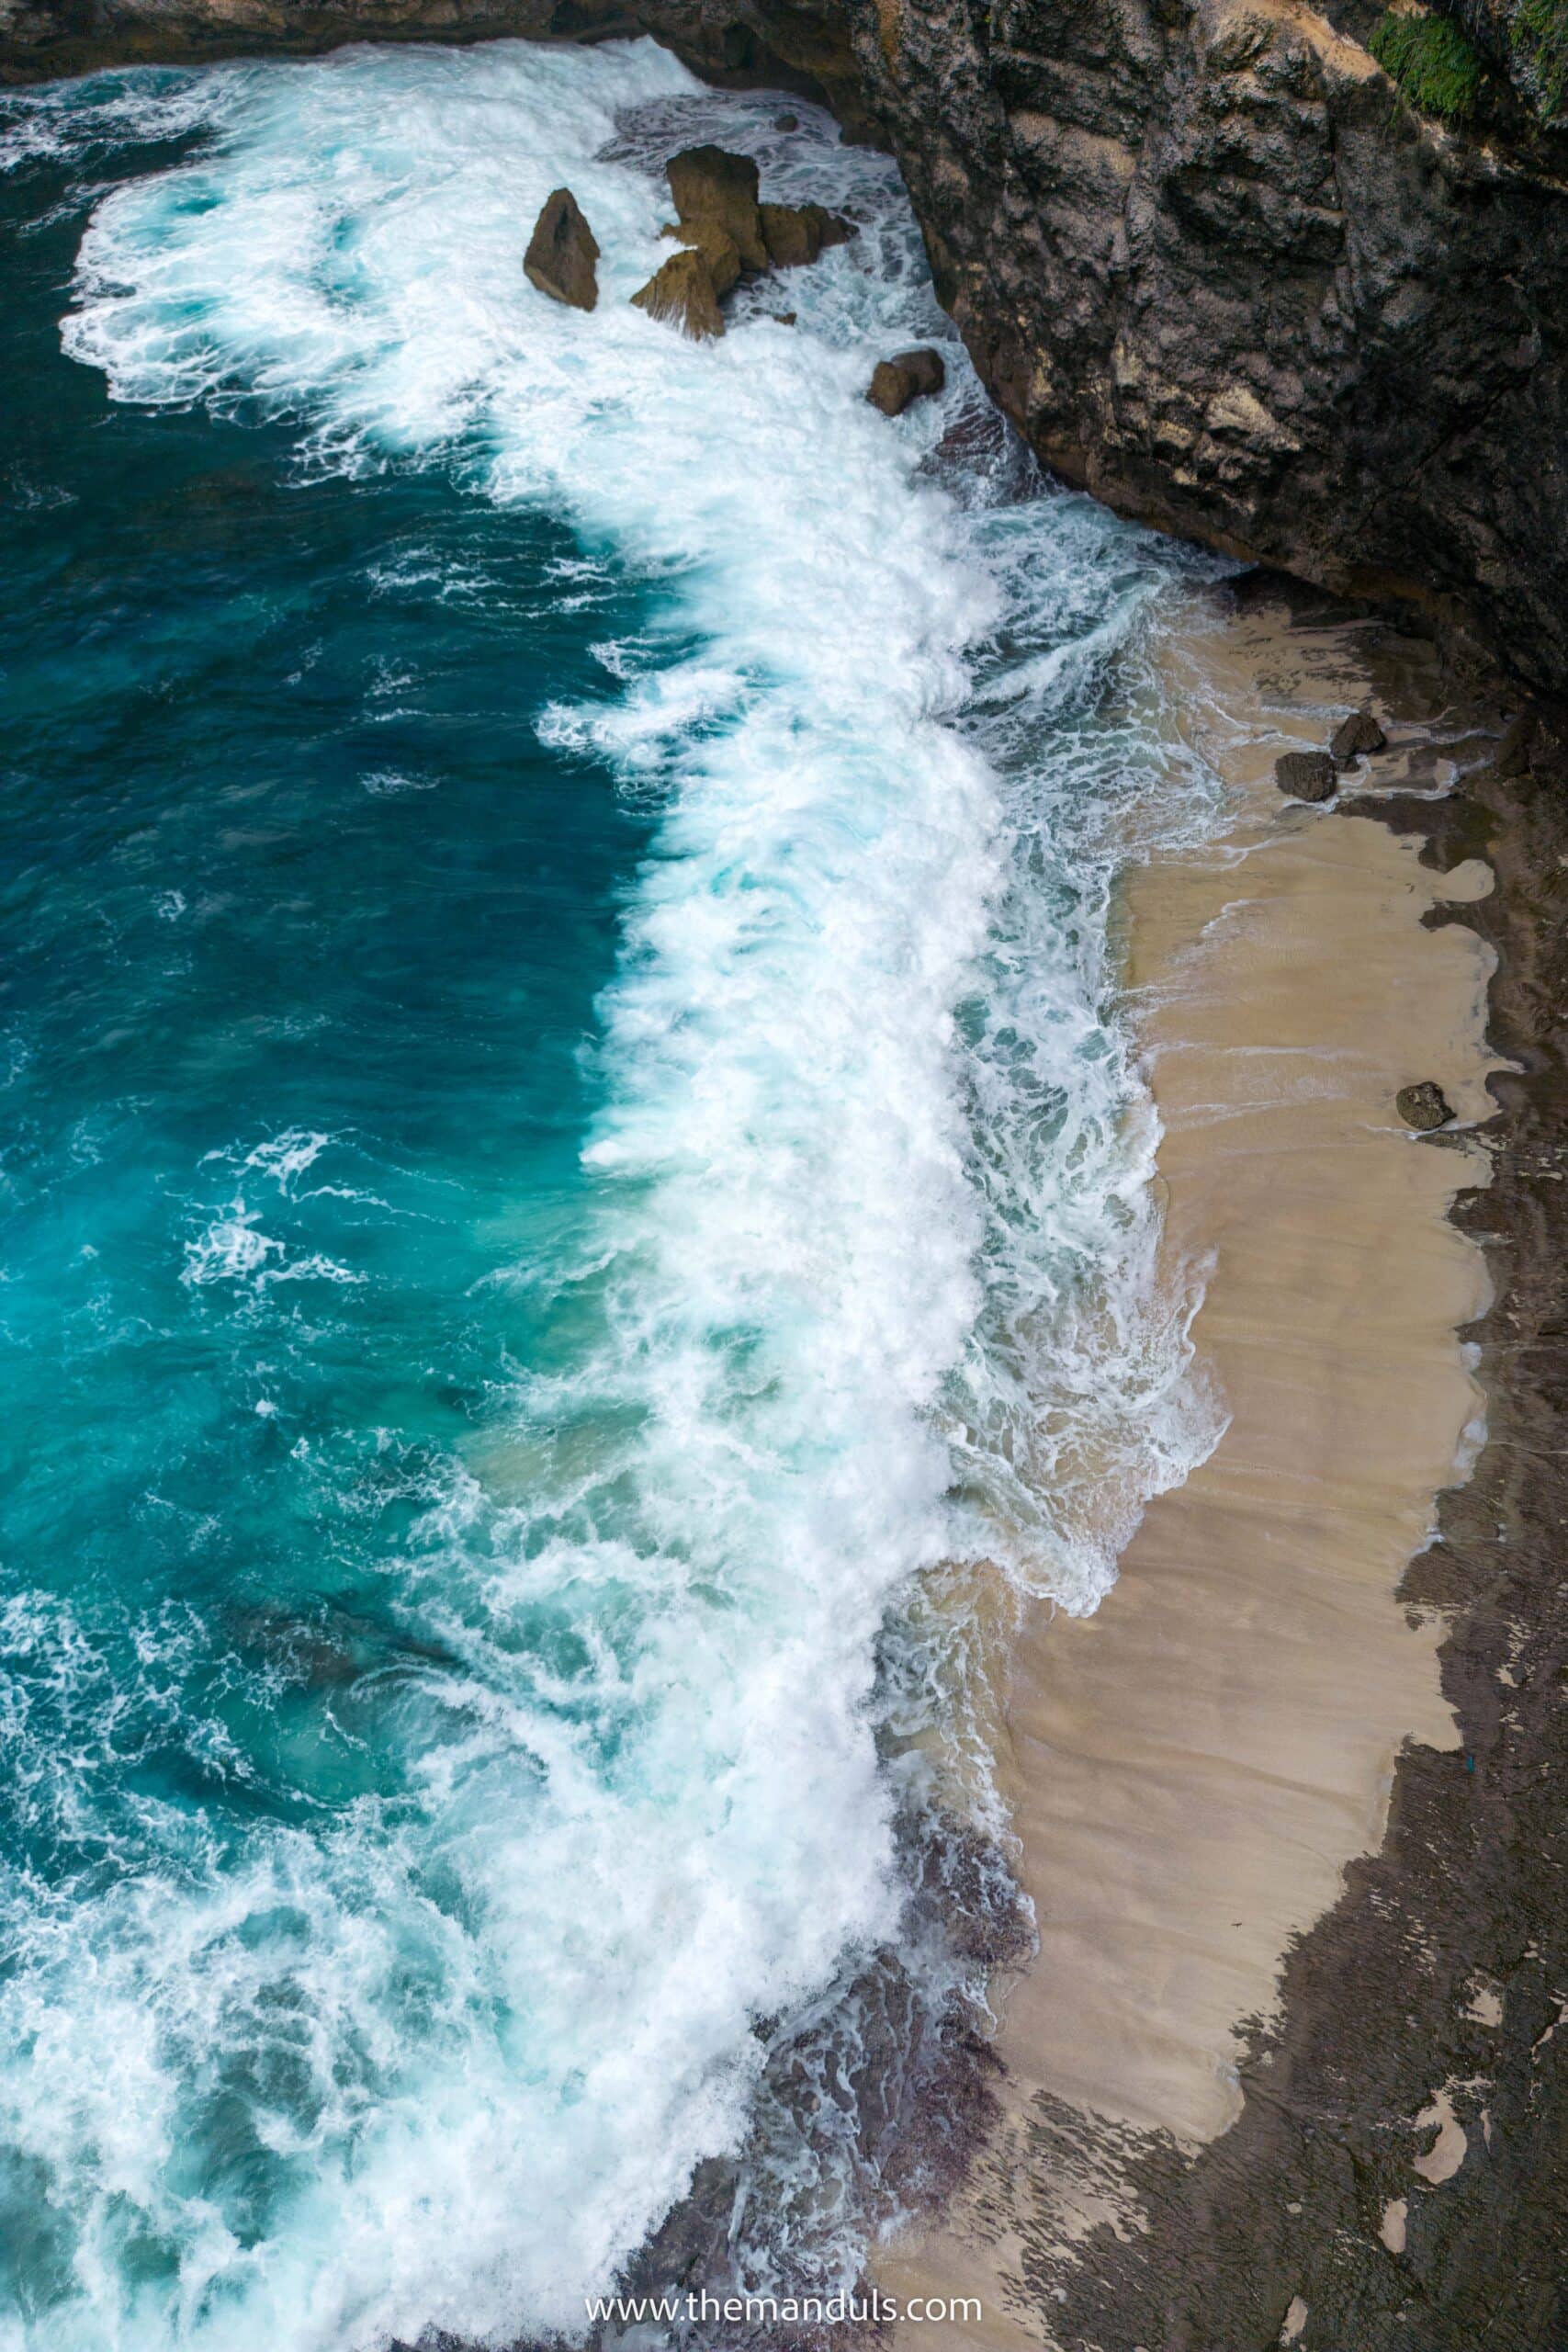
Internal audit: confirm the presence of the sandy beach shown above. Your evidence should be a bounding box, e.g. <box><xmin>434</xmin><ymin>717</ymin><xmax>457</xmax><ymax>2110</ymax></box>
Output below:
<box><xmin>884</xmin><ymin>589</ymin><xmax>1501</xmax><ymax>2346</ymax></box>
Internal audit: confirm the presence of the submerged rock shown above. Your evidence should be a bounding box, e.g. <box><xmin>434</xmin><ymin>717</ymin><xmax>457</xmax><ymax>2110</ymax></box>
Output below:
<box><xmin>667</xmin><ymin>143</ymin><xmax>767</xmax><ymax>274</ymax></box>
<box><xmin>1331</xmin><ymin>708</ymin><xmax>1388</xmax><ymax>766</ymax></box>
<box><xmin>1396</xmin><ymin>1080</ymin><xmax>1455</xmax><ymax>1132</ymax></box>
<box><xmin>1274</xmin><ymin>750</ymin><xmax>1337</xmax><ymax>802</ymax></box>
<box><xmin>631</xmin><ymin>247</ymin><xmax>725</xmax><ymax>341</ymax></box>
<box><xmin>866</xmin><ymin>347</ymin><xmax>946</xmax><ymax>417</ymax></box>
<box><xmin>524</xmin><ymin>187</ymin><xmax>599</xmax><ymax>311</ymax></box>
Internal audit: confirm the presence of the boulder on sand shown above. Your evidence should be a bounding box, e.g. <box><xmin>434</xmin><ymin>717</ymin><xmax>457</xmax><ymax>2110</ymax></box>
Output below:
<box><xmin>1395</xmin><ymin>1081</ymin><xmax>1454</xmax><ymax>1132</ymax></box>
<box><xmin>1330</xmin><ymin>708</ymin><xmax>1387</xmax><ymax>766</ymax></box>
<box><xmin>667</xmin><ymin>144</ymin><xmax>768</xmax><ymax>274</ymax></box>
<box><xmin>524</xmin><ymin>187</ymin><xmax>600</xmax><ymax>311</ymax></box>
<box><xmin>631</xmin><ymin>247</ymin><xmax>725</xmax><ymax>341</ymax></box>
<box><xmin>1274</xmin><ymin>750</ymin><xmax>1337</xmax><ymax>802</ymax></box>
<box><xmin>866</xmin><ymin>347</ymin><xmax>946</xmax><ymax>416</ymax></box>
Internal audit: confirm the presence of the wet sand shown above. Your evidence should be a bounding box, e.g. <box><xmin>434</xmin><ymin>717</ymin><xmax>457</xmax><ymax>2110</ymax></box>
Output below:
<box><xmin>884</xmin><ymin>593</ymin><xmax>1500</xmax><ymax>2344</ymax></box>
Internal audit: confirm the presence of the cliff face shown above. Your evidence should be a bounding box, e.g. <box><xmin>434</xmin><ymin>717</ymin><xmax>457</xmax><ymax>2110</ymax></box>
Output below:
<box><xmin>4</xmin><ymin>0</ymin><xmax>1567</xmax><ymax>685</ymax></box>
<box><xmin>843</xmin><ymin>0</ymin><xmax>1568</xmax><ymax>692</ymax></box>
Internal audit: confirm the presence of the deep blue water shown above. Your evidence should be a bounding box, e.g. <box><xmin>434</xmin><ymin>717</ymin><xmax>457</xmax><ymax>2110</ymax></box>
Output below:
<box><xmin>0</xmin><ymin>44</ymin><xmax>1220</xmax><ymax>2352</ymax></box>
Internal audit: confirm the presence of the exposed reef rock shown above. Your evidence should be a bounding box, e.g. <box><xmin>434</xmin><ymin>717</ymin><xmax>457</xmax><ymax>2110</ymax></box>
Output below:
<box><xmin>523</xmin><ymin>184</ymin><xmax>599</xmax><ymax>309</ymax></box>
<box><xmin>6</xmin><ymin>0</ymin><xmax>1567</xmax><ymax>691</ymax></box>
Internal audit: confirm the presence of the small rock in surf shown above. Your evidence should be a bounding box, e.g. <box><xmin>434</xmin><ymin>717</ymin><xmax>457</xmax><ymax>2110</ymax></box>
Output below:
<box><xmin>761</xmin><ymin>201</ymin><xmax>855</xmax><ymax>268</ymax></box>
<box><xmin>667</xmin><ymin>144</ymin><xmax>768</xmax><ymax>274</ymax></box>
<box><xmin>1331</xmin><ymin>708</ymin><xmax>1387</xmax><ymax>766</ymax></box>
<box><xmin>524</xmin><ymin>187</ymin><xmax>600</xmax><ymax>311</ymax></box>
<box><xmin>1396</xmin><ymin>1081</ymin><xmax>1455</xmax><ymax>1131</ymax></box>
<box><xmin>1274</xmin><ymin>750</ymin><xmax>1337</xmax><ymax>801</ymax></box>
<box><xmin>631</xmin><ymin>247</ymin><xmax>726</xmax><ymax>340</ymax></box>
<box><xmin>866</xmin><ymin>347</ymin><xmax>946</xmax><ymax>416</ymax></box>
<box><xmin>670</xmin><ymin>219</ymin><xmax>743</xmax><ymax>298</ymax></box>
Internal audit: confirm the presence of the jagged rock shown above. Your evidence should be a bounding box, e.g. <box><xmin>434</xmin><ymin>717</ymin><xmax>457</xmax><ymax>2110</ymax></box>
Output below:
<box><xmin>1330</xmin><ymin>709</ymin><xmax>1387</xmax><ymax>766</ymax></box>
<box><xmin>1396</xmin><ymin>1081</ymin><xmax>1454</xmax><ymax>1131</ymax></box>
<box><xmin>760</xmin><ymin>200</ymin><xmax>855</xmax><ymax>268</ymax></box>
<box><xmin>671</xmin><ymin>220</ymin><xmax>742</xmax><ymax>298</ymax></box>
<box><xmin>523</xmin><ymin>187</ymin><xmax>599</xmax><ymax>311</ymax></box>
<box><xmin>866</xmin><ymin>347</ymin><xmax>946</xmax><ymax>416</ymax></box>
<box><xmin>760</xmin><ymin>200</ymin><xmax>823</xmax><ymax>268</ymax></box>
<box><xmin>667</xmin><ymin>144</ymin><xmax>767</xmax><ymax>274</ymax></box>
<box><xmin>631</xmin><ymin>248</ymin><xmax>725</xmax><ymax>341</ymax></box>
<box><xmin>1275</xmin><ymin>751</ymin><xmax>1338</xmax><ymax>802</ymax></box>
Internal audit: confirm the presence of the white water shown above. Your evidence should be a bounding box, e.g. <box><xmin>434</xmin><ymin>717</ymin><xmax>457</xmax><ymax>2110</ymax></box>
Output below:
<box><xmin>3</xmin><ymin>40</ymin><xmax>1225</xmax><ymax>2352</ymax></box>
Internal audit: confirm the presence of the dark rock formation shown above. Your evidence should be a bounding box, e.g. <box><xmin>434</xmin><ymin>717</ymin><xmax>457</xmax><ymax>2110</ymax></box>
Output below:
<box><xmin>667</xmin><ymin>141</ymin><xmax>768</xmax><ymax>273</ymax></box>
<box><xmin>670</xmin><ymin>218</ymin><xmax>742</xmax><ymax>296</ymax></box>
<box><xmin>1396</xmin><ymin>1078</ymin><xmax>1456</xmax><ymax>1128</ymax></box>
<box><xmin>6</xmin><ymin>0</ymin><xmax>1568</xmax><ymax>688</ymax></box>
<box><xmin>1275</xmin><ymin>748</ymin><xmax>1338</xmax><ymax>799</ymax></box>
<box><xmin>523</xmin><ymin>186</ymin><xmax>599</xmax><ymax>311</ymax></box>
<box><xmin>1332</xmin><ymin>707</ymin><xmax>1389</xmax><ymax>763</ymax></box>
<box><xmin>631</xmin><ymin>245</ymin><xmax>725</xmax><ymax>339</ymax></box>
<box><xmin>867</xmin><ymin>345</ymin><xmax>945</xmax><ymax>415</ymax></box>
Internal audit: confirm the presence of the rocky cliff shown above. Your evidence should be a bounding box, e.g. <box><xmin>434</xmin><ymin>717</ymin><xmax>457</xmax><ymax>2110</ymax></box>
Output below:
<box><xmin>5</xmin><ymin>0</ymin><xmax>1567</xmax><ymax>690</ymax></box>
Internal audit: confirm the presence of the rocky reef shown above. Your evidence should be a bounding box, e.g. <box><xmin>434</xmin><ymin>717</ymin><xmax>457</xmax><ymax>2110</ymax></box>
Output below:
<box><xmin>5</xmin><ymin>0</ymin><xmax>1567</xmax><ymax>689</ymax></box>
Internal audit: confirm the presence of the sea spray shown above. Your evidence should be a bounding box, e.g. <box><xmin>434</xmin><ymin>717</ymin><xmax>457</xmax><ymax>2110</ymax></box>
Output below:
<box><xmin>0</xmin><ymin>42</ymin><xmax>1225</xmax><ymax>2351</ymax></box>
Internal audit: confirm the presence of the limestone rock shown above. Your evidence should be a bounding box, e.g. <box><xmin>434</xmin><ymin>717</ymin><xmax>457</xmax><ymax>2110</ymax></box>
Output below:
<box><xmin>524</xmin><ymin>187</ymin><xmax>599</xmax><ymax>311</ymax></box>
<box><xmin>667</xmin><ymin>144</ymin><xmax>767</xmax><ymax>275</ymax></box>
<box><xmin>866</xmin><ymin>347</ymin><xmax>946</xmax><ymax>417</ymax></box>
<box><xmin>631</xmin><ymin>247</ymin><xmax>725</xmax><ymax>341</ymax></box>
<box><xmin>1396</xmin><ymin>1081</ymin><xmax>1454</xmax><ymax>1132</ymax></box>
<box><xmin>1274</xmin><ymin>751</ymin><xmax>1337</xmax><ymax>803</ymax></box>
<box><xmin>1330</xmin><ymin>709</ymin><xmax>1388</xmax><ymax>766</ymax></box>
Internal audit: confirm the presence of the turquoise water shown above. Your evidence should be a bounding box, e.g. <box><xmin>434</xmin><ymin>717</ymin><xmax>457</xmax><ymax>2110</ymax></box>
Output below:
<box><xmin>0</xmin><ymin>42</ymin><xmax>1223</xmax><ymax>2352</ymax></box>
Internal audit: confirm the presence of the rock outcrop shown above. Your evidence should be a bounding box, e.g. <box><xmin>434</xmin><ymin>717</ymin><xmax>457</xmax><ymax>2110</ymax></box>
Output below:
<box><xmin>631</xmin><ymin>244</ymin><xmax>727</xmax><ymax>338</ymax></box>
<box><xmin>1275</xmin><ymin>748</ymin><xmax>1339</xmax><ymax>799</ymax></box>
<box><xmin>524</xmin><ymin>186</ymin><xmax>599</xmax><ymax>310</ymax></box>
<box><xmin>866</xmin><ymin>345</ymin><xmax>946</xmax><ymax>414</ymax></box>
<box><xmin>6</xmin><ymin>0</ymin><xmax>1567</xmax><ymax>686</ymax></box>
<box><xmin>667</xmin><ymin>141</ymin><xmax>769</xmax><ymax>272</ymax></box>
<box><xmin>1396</xmin><ymin>1078</ymin><xmax>1456</xmax><ymax>1128</ymax></box>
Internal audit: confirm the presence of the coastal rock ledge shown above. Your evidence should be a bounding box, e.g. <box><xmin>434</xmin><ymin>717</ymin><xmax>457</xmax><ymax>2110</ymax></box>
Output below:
<box><xmin>5</xmin><ymin>0</ymin><xmax>1568</xmax><ymax>690</ymax></box>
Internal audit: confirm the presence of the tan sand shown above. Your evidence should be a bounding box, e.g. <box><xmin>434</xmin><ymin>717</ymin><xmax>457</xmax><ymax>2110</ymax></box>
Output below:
<box><xmin>881</xmin><ymin>593</ymin><xmax>1499</xmax><ymax>2345</ymax></box>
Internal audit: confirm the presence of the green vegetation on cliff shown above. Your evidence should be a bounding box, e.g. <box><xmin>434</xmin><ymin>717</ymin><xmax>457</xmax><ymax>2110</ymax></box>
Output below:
<box><xmin>1370</xmin><ymin>6</ymin><xmax>1485</xmax><ymax>119</ymax></box>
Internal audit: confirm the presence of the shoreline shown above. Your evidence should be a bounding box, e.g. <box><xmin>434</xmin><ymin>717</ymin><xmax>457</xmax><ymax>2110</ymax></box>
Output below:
<box><xmin>881</xmin><ymin>582</ymin><xmax>1568</xmax><ymax>2348</ymax></box>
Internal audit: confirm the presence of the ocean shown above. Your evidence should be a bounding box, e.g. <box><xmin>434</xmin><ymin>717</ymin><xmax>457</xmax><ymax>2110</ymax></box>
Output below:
<box><xmin>0</xmin><ymin>40</ymin><xmax>1224</xmax><ymax>2349</ymax></box>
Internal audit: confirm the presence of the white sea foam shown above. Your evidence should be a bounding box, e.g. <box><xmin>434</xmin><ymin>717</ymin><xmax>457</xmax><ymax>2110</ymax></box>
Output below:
<box><xmin>2</xmin><ymin>40</ymin><xmax>1226</xmax><ymax>2352</ymax></box>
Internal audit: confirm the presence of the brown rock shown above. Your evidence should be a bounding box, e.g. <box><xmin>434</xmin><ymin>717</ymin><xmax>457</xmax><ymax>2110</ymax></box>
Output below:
<box><xmin>866</xmin><ymin>347</ymin><xmax>946</xmax><ymax>417</ymax></box>
<box><xmin>1395</xmin><ymin>1081</ymin><xmax>1454</xmax><ymax>1132</ymax></box>
<box><xmin>671</xmin><ymin>220</ymin><xmax>741</xmax><ymax>299</ymax></box>
<box><xmin>1330</xmin><ymin>709</ymin><xmax>1388</xmax><ymax>766</ymax></box>
<box><xmin>760</xmin><ymin>201</ymin><xmax>823</xmax><ymax>269</ymax></box>
<box><xmin>667</xmin><ymin>144</ymin><xmax>767</xmax><ymax>275</ymax></box>
<box><xmin>524</xmin><ymin>187</ymin><xmax>599</xmax><ymax>312</ymax></box>
<box><xmin>1274</xmin><ymin>751</ymin><xmax>1337</xmax><ymax>802</ymax></box>
<box><xmin>631</xmin><ymin>248</ymin><xmax>725</xmax><ymax>341</ymax></box>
